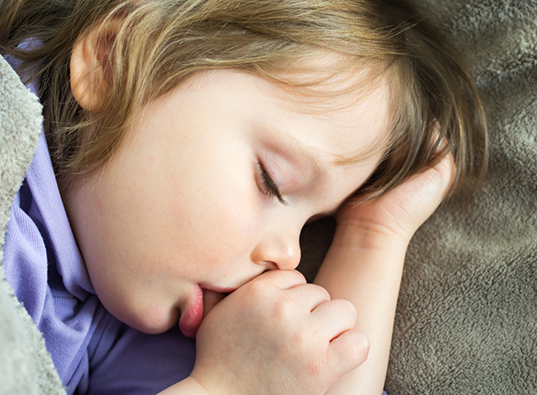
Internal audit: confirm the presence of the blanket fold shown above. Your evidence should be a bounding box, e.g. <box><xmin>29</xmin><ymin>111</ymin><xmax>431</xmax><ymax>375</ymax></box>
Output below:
<box><xmin>0</xmin><ymin>55</ymin><xmax>65</xmax><ymax>394</ymax></box>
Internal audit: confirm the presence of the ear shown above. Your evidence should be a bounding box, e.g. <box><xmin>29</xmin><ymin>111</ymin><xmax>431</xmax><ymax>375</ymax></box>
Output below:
<box><xmin>70</xmin><ymin>21</ymin><xmax>118</xmax><ymax>113</ymax></box>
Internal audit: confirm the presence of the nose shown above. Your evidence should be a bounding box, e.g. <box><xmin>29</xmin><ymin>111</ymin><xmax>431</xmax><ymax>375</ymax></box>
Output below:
<box><xmin>251</xmin><ymin>232</ymin><xmax>301</xmax><ymax>271</ymax></box>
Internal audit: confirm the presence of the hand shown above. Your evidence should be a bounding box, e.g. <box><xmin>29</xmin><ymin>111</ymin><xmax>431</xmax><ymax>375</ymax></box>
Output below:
<box><xmin>190</xmin><ymin>270</ymin><xmax>369</xmax><ymax>395</ymax></box>
<box><xmin>336</xmin><ymin>153</ymin><xmax>455</xmax><ymax>242</ymax></box>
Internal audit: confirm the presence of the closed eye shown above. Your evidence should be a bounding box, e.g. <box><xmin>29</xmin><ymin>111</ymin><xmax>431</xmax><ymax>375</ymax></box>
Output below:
<box><xmin>257</xmin><ymin>160</ymin><xmax>287</xmax><ymax>205</ymax></box>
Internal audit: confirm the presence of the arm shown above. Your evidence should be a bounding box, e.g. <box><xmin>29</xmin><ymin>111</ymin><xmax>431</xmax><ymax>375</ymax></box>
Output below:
<box><xmin>315</xmin><ymin>226</ymin><xmax>407</xmax><ymax>395</ymax></box>
<box><xmin>315</xmin><ymin>155</ymin><xmax>455</xmax><ymax>394</ymax></box>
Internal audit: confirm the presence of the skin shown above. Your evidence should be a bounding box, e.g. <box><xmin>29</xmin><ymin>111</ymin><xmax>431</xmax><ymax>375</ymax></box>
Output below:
<box><xmin>317</xmin><ymin>153</ymin><xmax>454</xmax><ymax>394</ymax></box>
<box><xmin>67</xmin><ymin>24</ymin><xmax>455</xmax><ymax>395</ymax></box>
<box><xmin>64</xmin><ymin>67</ymin><xmax>392</xmax><ymax>335</ymax></box>
<box><xmin>162</xmin><ymin>155</ymin><xmax>454</xmax><ymax>395</ymax></box>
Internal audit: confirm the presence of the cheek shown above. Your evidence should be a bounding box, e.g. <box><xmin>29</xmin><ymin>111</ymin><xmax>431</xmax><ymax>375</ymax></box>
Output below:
<box><xmin>167</xmin><ymin>171</ymin><xmax>260</xmax><ymax>270</ymax></box>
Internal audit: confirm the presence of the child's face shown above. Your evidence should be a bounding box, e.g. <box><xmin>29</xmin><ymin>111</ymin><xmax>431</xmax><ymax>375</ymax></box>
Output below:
<box><xmin>64</xmin><ymin>68</ymin><xmax>392</xmax><ymax>337</ymax></box>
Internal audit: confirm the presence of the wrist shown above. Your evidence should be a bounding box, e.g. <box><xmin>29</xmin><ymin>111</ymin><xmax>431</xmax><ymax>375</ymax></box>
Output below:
<box><xmin>332</xmin><ymin>220</ymin><xmax>413</xmax><ymax>252</ymax></box>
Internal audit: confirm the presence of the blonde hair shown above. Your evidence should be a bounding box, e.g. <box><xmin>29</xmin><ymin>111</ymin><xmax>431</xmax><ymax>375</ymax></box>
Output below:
<box><xmin>1</xmin><ymin>0</ymin><xmax>487</xmax><ymax>197</ymax></box>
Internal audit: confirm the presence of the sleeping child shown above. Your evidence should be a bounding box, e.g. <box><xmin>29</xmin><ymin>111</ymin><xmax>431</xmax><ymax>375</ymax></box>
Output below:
<box><xmin>0</xmin><ymin>0</ymin><xmax>487</xmax><ymax>394</ymax></box>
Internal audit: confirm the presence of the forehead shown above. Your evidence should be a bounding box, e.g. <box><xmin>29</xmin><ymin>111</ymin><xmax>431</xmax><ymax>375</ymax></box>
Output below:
<box><xmin>169</xmin><ymin>64</ymin><xmax>393</xmax><ymax>212</ymax></box>
<box><xmin>261</xmin><ymin>59</ymin><xmax>395</xmax><ymax>164</ymax></box>
<box><xmin>181</xmin><ymin>59</ymin><xmax>393</xmax><ymax>166</ymax></box>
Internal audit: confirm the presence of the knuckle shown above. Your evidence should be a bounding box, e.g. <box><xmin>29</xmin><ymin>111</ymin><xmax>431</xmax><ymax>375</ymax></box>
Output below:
<box><xmin>272</xmin><ymin>297</ymin><xmax>296</xmax><ymax>322</ymax></box>
<box><xmin>333</xmin><ymin>298</ymin><xmax>354</xmax><ymax>311</ymax></box>
<box><xmin>323</xmin><ymin>298</ymin><xmax>357</xmax><ymax>324</ymax></box>
<box><xmin>245</xmin><ymin>276</ymin><xmax>271</xmax><ymax>300</ymax></box>
<box><xmin>287</xmin><ymin>269</ymin><xmax>307</xmax><ymax>283</ymax></box>
<box><xmin>266</xmin><ymin>268</ymin><xmax>306</xmax><ymax>285</ymax></box>
<box><xmin>308</xmin><ymin>283</ymin><xmax>331</xmax><ymax>300</ymax></box>
<box><xmin>343</xmin><ymin>331</ymin><xmax>370</xmax><ymax>364</ymax></box>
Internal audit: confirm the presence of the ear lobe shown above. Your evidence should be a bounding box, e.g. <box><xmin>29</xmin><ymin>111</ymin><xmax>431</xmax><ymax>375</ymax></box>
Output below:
<box><xmin>70</xmin><ymin>22</ymin><xmax>117</xmax><ymax>113</ymax></box>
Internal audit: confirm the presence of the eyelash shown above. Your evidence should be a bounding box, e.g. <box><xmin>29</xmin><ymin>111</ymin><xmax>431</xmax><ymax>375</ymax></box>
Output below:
<box><xmin>257</xmin><ymin>160</ymin><xmax>287</xmax><ymax>205</ymax></box>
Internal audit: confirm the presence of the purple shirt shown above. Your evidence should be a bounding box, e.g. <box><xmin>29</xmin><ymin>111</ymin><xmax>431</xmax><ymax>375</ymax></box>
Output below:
<box><xmin>3</xmin><ymin>63</ymin><xmax>196</xmax><ymax>394</ymax></box>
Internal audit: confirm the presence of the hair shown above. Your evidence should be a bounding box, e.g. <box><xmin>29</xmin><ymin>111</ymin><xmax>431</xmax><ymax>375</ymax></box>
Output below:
<box><xmin>0</xmin><ymin>0</ymin><xmax>487</xmax><ymax>198</ymax></box>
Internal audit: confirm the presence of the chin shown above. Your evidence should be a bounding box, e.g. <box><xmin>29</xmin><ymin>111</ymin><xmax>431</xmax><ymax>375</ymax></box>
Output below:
<box><xmin>109</xmin><ymin>303</ymin><xmax>179</xmax><ymax>335</ymax></box>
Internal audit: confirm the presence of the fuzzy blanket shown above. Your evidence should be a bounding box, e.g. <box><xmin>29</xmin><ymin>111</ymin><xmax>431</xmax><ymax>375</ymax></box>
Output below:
<box><xmin>1</xmin><ymin>0</ymin><xmax>536</xmax><ymax>394</ymax></box>
<box><xmin>0</xmin><ymin>56</ymin><xmax>65</xmax><ymax>393</ymax></box>
<box><xmin>300</xmin><ymin>0</ymin><xmax>537</xmax><ymax>393</ymax></box>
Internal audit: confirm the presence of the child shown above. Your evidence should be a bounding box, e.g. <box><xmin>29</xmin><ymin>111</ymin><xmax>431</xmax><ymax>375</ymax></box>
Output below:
<box><xmin>0</xmin><ymin>0</ymin><xmax>487</xmax><ymax>394</ymax></box>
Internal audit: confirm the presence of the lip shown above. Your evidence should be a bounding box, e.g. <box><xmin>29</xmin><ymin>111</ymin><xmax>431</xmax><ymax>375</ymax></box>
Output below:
<box><xmin>179</xmin><ymin>284</ymin><xmax>236</xmax><ymax>338</ymax></box>
<box><xmin>179</xmin><ymin>285</ymin><xmax>203</xmax><ymax>338</ymax></box>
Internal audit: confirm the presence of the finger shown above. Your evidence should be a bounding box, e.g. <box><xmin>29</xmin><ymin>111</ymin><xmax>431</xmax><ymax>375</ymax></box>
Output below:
<box><xmin>327</xmin><ymin>329</ymin><xmax>370</xmax><ymax>377</ymax></box>
<box><xmin>310</xmin><ymin>299</ymin><xmax>357</xmax><ymax>340</ymax></box>
<box><xmin>407</xmin><ymin>152</ymin><xmax>455</xmax><ymax>210</ymax></box>
<box><xmin>433</xmin><ymin>151</ymin><xmax>456</xmax><ymax>199</ymax></box>
<box><xmin>254</xmin><ymin>269</ymin><xmax>307</xmax><ymax>290</ymax></box>
<box><xmin>285</xmin><ymin>283</ymin><xmax>332</xmax><ymax>311</ymax></box>
<box><xmin>406</xmin><ymin>151</ymin><xmax>455</xmax><ymax>199</ymax></box>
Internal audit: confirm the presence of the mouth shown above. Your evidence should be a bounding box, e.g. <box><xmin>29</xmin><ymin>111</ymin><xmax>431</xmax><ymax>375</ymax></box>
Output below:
<box><xmin>179</xmin><ymin>284</ymin><xmax>234</xmax><ymax>338</ymax></box>
<box><xmin>179</xmin><ymin>285</ymin><xmax>203</xmax><ymax>338</ymax></box>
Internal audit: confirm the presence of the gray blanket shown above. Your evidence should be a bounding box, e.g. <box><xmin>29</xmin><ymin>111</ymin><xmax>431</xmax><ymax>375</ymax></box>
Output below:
<box><xmin>0</xmin><ymin>53</ymin><xmax>64</xmax><ymax>393</ymax></box>
<box><xmin>301</xmin><ymin>0</ymin><xmax>537</xmax><ymax>393</ymax></box>
<box><xmin>1</xmin><ymin>0</ymin><xmax>536</xmax><ymax>393</ymax></box>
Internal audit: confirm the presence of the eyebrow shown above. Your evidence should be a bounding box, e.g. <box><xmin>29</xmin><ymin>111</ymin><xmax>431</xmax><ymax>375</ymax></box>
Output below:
<box><xmin>269</xmin><ymin>127</ymin><xmax>366</xmax><ymax>218</ymax></box>
<box><xmin>272</xmin><ymin>129</ymin><xmax>330</xmax><ymax>187</ymax></box>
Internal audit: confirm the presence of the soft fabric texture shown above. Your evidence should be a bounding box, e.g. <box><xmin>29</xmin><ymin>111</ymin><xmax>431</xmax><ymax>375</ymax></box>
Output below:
<box><xmin>385</xmin><ymin>1</ymin><xmax>537</xmax><ymax>392</ymax></box>
<box><xmin>1</xmin><ymin>0</ymin><xmax>536</xmax><ymax>394</ymax></box>
<box><xmin>299</xmin><ymin>0</ymin><xmax>537</xmax><ymax>393</ymax></box>
<box><xmin>4</xmin><ymin>128</ymin><xmax>105</xmax><ymax>392</ymax></box>
<box><xmin>0</xmin><ymin>47</ymin><xmax>64</xmax><ymax>395</ymax></box>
